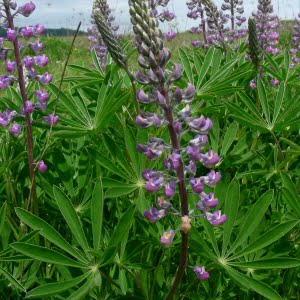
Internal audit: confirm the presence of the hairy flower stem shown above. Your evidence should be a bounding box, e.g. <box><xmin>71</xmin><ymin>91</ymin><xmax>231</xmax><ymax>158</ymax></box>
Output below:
<box><xmin>4</xmin><ymin>3</ymin><xmax>37</xmax><ymax>213</ymax></box>
<box><xmin>164</xmin><ymin>104</ymin><xmax>189</xmax><ymax>299</ymax></box>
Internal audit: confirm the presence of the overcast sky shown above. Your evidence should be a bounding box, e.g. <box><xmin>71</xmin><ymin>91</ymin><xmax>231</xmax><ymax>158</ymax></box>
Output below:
<box><xmin>15</xmin><ymin>0</ymin><xmax>300</xmax><ymax>32</ymax></box>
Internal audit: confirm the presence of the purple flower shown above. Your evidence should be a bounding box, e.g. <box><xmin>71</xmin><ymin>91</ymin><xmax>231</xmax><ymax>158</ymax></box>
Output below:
<box><xmin>249</xmin><ymin>79</ymin><xmax>256</xmax><ymax>90</ymax></box>
<box><xmin>10</xmin><ymin>123</ymin><xmax>22</xmax><ymax>137</ymax></box>
<box><xmin>165</xmin><ymin>31</ymin><xmax>176</xmax><ymax>40</ymax></box>
<box><xmin>5</xmin><ymin>60</ymin><xmax>15</xmax><ymax>75</ymax></box>
<box><xmin>43</xmin><ymin>113</ymin><xmax>59</xmax><ymax>126</ymax></box>
<box><xmin>178</xmin><ymin>104</ymin><xmax>191</xmax><ymax>119</ymax></box>
<box><xmin>168</xmin><ymin>153</ymin><xmax>181</xmax><ymax>170</ymax></box>
<box><xmin>182</xmin><ymin>83</ymin><xmax>195</xmax><ymax>103</ymax></box>
<box><xmin>37</xmin><ymin>160</ymin><xmax>48</xmax><ymax>173</ymax></box>
<box><xmin>7</xmin><ymin>28</ymin><xmax>16</xmax><ymax>41</ymax></box>
<box><xmin>194</xmin><ymin>266</ymin><xmax>209</xmax><ymax>281</ymax></box>
<box><xmin>185</xmin><ymin>160</ymin><xmax>197</xmax><ymax>176</ymax></box>
<box><xmin>200</xmin><ymin>150</ymin><xmax>220</xmax><ymax>168</ymax></box>
<box><xmin>164</xmin><ymin>182</ymin><xmax>176</xmax><ymax>198</ymax></box>
<box><xmin>197</xmin><ymin>192</ymin><xmax>219</xmax><ymax>210</ymax></box>
<box><xmin>33</xmin><ymin>24</ymin><xmax>45</xmax><ymax>36</ymax></box>
<box><xmin>270</xmin><ymin>79</ymin><xmax>279</xmax><ymax>86</ymax></box>
<box><xmin>160</xmin><ymin>230</ymin><xmax>176</xmax><ymax>246</ymax></box>
<box><xmin>190</xmin><ymin>177</ymin><xmax>204</xmax><ymax>194</ymax></box>
<box><xmin>189</xmin><ymin>134</ymin><xmax>208</xmax><ymax>148</ymax></box>
<box><xmin>206</xmin><ymin>210</ymin><xmax>227</xmax><ymax>226</ymax></box>
<box><xmin>136</xmin><ymin>90</ymin><xmax>150</xmax><ymax>103</ymax></box>
<box><xmin>18</xmin><ymin>1</ymin><xmax>36</xmax><ymax>17</ymax></box>
<box><xmin>157</xmin><ymin>196</ymin><xmax>172</xmax><ymax>209</ymax></box>
<box><xmin>187</xmin><ymin>115</ymin><xmax>212</xmax><ymax>133</ymax></box>
<box><xmin>144</xmin><ymin>207</ymin><xmax>166</xmax><ymax>222</ymax></box>
<box><xmin>145</xmin><ymin>177</ymin><xmax>164</xmax><ymax>192</ymax></box>
<box><xmin>38</xmin><ymin>72</ymin><xmax>53</xmax><ymax>85</ymax></box>
<box><xmin>35</xmin><ymin>54</ymin><xmax>49</xmax><ymax>67</ymax></box>
<box><xmin>0</xmin><ymin>77</ymin><xmax>9</xmax><ymax>90</ymax></box>
<box><xmin>24</xmin><ymin>101</ymin><xmax>34</xmax><ymax>113</ymax></box>
<box><xmin>23</xmin><ymin>56</ymin><xmax>35</xmax><ymax>69</ymax></box>
<box><xmin>36</xmin><ymin>89</ymin><xmax>49</xmax><ymax>102</ymax></box>
<box><xmin>29</xmin><ymin>39</ymin><xmax>44</xmax><ymax>53</ymax></box>
<box><xmin>21</xmin><ymin>26</ymin><xmax>34</xmax><ymax>39</ymax></box>
<box><xmin>204</xmin><ymin>170</ymin><xmax>221</xmax><ymax>187</ymax></box>
<box><xmin>0</xmin><ymin>109</ymin><xmax>14</xmax><ymax>127</ymax></box>
<box><xmin>186</xmin><ymin>146</ymin><xmax>201</xmax><ymax>161</ymax></box>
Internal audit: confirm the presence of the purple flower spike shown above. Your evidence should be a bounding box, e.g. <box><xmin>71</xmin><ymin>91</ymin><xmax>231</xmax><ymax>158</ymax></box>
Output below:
<box><xmin>164</xmin><ymin>182</ymin><xmax>176</xmax><ymax>198</ymax></box>
<box><xmin>21</xmin><ymin>26</ymin><xmax>34</xmax><ymax>39</ymax></box>
<box><xmin>10</xmin><ymin>123</ymin><xmax>22</xmax><ymax>137</ymax></box>
<box><xmin>43</xmin><ymin>113</ymin><xmax>59</xmax><ymax>126</ymax></box>
<box><xmin>7</xmin><ymin>28</ymin><xmax>17</xmax><ymax>41</ymax></box>
<box><xmin>204</xmin><ymin>170</ymin><xmax>222</xmax><ymax>187</ymax></box>
<box><xmin>19</xmin><ymin>1</ymin><xmax>36</xmax><ymax>17</ymax></box>
<box><xmin>24</xmin><ymin>101</ymin><xmax>34</xmax><ymax>113</ymax></box>
<box><xmin>190</xmin><ymin>177</ymin><xmax>204</xmax><ymax>194</ymax></box>
<box><xmin>169</xmin><ymin>153</ymin><xmax>181</xmax><ymax>170</ymax></box>
<box><xmin>36</xmin><ymin>89</ymin><xmax>49</xmax><ymax>102</ymax></box>
<box><xmin>194</xmin><ymin>266</ymin><xmax>209</xmax><ymax>281</ymax></box>
<box><xmin>200</xmin><ymin>150</ymin><xmax>220</xmax><ymax>168</ymax></box>
<box><xmin>144</xmin><ymin>207</ymin><xmax>166</xmax><ymax>222</ymax></box>
<box><xmin>35</xmin><ymin>54</ymin><xmax>49</xmax><ymax>67</ymax></box>
<box><xmin>38</xmin><ymin>72</ymin><xmax>53</xmax><ymax>85</ymax></box>
<box><xmin>37</xmin><ymin>160</ymin><xmax>48</xmax><ymax>173</ymax></box>
<box><xmin>206</xmin><ymin>210</ymin><xmax>227</xmax><ymax>226</ymax></box>
<box><xmin>160</xmin><ymin>230</ymin><xmax>176</xmax><ymax>246</ymax></box>
<box><xmin>6</xmin><ymin>60</ymin><xmax>16</xmax><ymax>73</ymax></box>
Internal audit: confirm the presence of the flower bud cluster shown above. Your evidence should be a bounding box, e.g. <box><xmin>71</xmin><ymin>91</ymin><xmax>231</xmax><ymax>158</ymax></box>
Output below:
<box><xmin>252</xmin><ymin>0</ymin><xmax>280</xmax><ymax>54</ymax></box>
<box><xmin>128</xmin><ymin>0</ymin><xmax>226</xmax><ymax>282</ymax></box>
<box><xmin>290</xmin><ymin>13</ymin><xmax>300</xmax><ymax>68</ymax></box>
<box><xmin>87</xmin><ymin>0</ymin><xmax>119</xmax><ymax>71</ymax></box>
<box><xmin>0</xmin><ymin>1</ymin><xmax>57</xmax><ymax>172</ymax></box>
<box><xmin>148</xmin><ymin>0</ymin><xmax>177</xmax><ymax>40</ymax></box>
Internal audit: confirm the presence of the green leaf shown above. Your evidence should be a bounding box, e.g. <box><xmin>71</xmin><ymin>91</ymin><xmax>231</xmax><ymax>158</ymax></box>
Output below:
<box><xmin>221</xmin><ymin>122</ymin><xmax>238</xmax><ymax>156</ymax></box>
<box><xmin>15</xmin><ymin>208</ymin><xmax>88</xmax><ymax>264</ymax></box>
<box><xmin>26</xmin><ymin>272</ymin><xmax>91</xmax><ymax>299</ymax></box>
<box><xmin>272</xmin><ymin>83</ymin><xmax>286</xmax><ymax>127</ymax></box>
<box><xmin>179</xmin><ymin>48</ymin><xmax>193</xmax><ymax>84</ymax></box>
<box><xmin>107</xmin><ymin>206</ymin><xmax>135</xmax><ymax>248</ymax></box>
<box><xmin>66</xmin><ymin>274</ymin><xmax>94</xmax><ymax>300</ymax></box>
<box><xmin>225</xmin><ymin>266</ymin><xmax>282</xmax><ymax>300</ymax></box>
<box><xmin>0</xmin><ymin>202</ymin><xmax>7</xmax><ymax>234</ymax></box>
<box><xmin>281</xmin><ymin>173</ymin><xmax>300</xmax><ymax>217</ymax></box>
<box><xmin>53</xmin><ymin>186</ymin><xmax>90</xmax><ymax>255</ymax></box>
<box><xmin>91</xmin><ymin>179</ymin><xmax>104</xmax><ymax>250</ymax></box>
<box><xmin>10</xmin><ymin>243</ymin><xmax>87</xmax><ymax>268</ymax></box>
<box><xmin>0</xmin><ymin>267</ymin><xmax>26</xmax><ymax>292</ymax></box>
<box><xmin>201</xmin><ymin>219</ymin><xmax>220</xmax><ymax>256</ymax></box>
<box><xmin>229</xmin><ymin>258</ymin><xmax>300</xmax><ymax>269</ymax></box>
<box><xmin>229</xmin><ymin>220</ymin><xmax>299</xmax><ymax>260</ymax></box>
<box><xmin>226</xmin><ymin>190</ymin><xmax>274</xmax><ymax>256</ymax></box>
<box><xmin>222</xmin><ymin>178</ymin><xmax>240</xmax><ymax>256</ymax></box>
<box><xmin>257</xmin><ymin>80</ymin><xmax>271</xmax><ymax>126</ymax></box>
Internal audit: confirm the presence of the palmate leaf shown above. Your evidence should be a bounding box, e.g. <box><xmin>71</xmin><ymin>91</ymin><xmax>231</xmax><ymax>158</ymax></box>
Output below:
<box><xmin>0</xmin><ymin>267</ymin><xmax>26</xmax><ymax>292</ymax></box>
<box><xmin>53</xmin><ymin>186</ymin><xmax>90</xmax><ymax>257</ymax></box>
<box><xmin>225</xmin><ymin>266</ymin><xmax>282</xmax><ymax>300</ymax></box>
<box><xmin>10</xmin><ymin>243</ymin><xmax>87</xmax><ymax>268</ymax></box>
<box><xmin>257</xmin><ymin>80</ymin><xmax>271</xmax><ymax>127</ymax></box>
<box><xmin>179</xmin><ymin>48</ymin><xmax>194</xmax><ymax>84</ymax></box>
<box><xmin>26</xmin><ymin>272</ymin><xmax>92</xmax><ymax>299</ymax></box>
<box><xmin>221</xmin><ymin>122</ymin><xmax>238</xmax><ymax>157</ymax></box>
<box><xmin>66</xmin><ymin>274</ymin><xmax>95</xmax><ymax>300</ymax></box>
<box><xmin>15</xmin><ymin>208</ymin><xmax>88</xmax><ymax>264</ymax></box>
<box><xmin>226</xmin><ymin>190</ymin><xmax>274</xmax><ymax>257</ymax></box>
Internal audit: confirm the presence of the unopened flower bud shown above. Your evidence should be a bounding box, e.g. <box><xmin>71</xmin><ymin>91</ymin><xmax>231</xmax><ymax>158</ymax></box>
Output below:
<box><xmin>180</xmin><ymin>216</ymin><xmax>191</xmax><ymax>233</ymax></box>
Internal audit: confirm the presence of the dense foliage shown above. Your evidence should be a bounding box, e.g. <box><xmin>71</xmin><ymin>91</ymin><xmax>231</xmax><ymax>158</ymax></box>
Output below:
<box><xmin>0</xmin><ymin>0</ymin><xmax>300</xmax><ymax>299</ymax></box>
